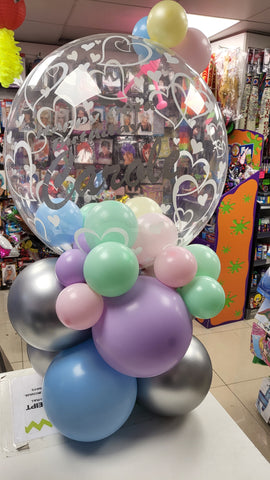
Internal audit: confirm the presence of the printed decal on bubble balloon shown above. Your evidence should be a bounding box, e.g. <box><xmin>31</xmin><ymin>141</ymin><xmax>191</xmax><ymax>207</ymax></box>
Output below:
<box><xmin>4</xmin><ymin>32</ymin><xmax>228</xmax><ymax>253</ymax></box>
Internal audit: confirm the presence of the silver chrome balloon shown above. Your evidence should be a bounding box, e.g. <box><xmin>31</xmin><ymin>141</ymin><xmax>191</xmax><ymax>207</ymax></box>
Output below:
<box><xmin>8</xmin><ymin>258</ymin><xmax>91</xmax><ymax>351</ymax></box>
<box><xmin>27</xmin><ymin>344</ymin><xmax>58</xmax><ymax>377</ymax></box>
<box><xmin>137</xmin><ymin>336</ymin><xmax>212</xmax><ymax>416</ymax></box>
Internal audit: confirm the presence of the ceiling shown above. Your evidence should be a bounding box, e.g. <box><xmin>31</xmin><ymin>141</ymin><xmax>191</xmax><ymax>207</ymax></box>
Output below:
<box><xmin>13</xmin><ymin>0</ymin><xmax>270</xmax><ymax>46</ymax></box>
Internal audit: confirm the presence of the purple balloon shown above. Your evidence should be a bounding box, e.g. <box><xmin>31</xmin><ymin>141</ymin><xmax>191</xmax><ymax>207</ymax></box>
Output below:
<box><xmin>55</xmin><ymin>249</ymin><xmax>87</xmax><ymax>286</ymax></box>
<box><xmin>73</xmin><ymin>232</ymin><xmax>91</xmax><ymax>254</ymax></box>
<box><xmin>92</xmin><ymin>276</ymin><xmax>192</xmax><ymax>378</ymax></box>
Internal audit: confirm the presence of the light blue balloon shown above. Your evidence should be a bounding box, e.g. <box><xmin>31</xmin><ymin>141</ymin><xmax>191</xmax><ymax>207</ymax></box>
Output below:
<box><xmin>34</xmin><ymin>198</ymin><xmax>83</xmax><ymax>250</ymax></box>
<box><xmin>43</xmin><ymin>339</ymin><xmax>137</xmax><ymax>442</ymax></box>
<box><xmin>132</xmin><ymin>16</ymin><xmax>161</xmax><ymax>60</ymax></box>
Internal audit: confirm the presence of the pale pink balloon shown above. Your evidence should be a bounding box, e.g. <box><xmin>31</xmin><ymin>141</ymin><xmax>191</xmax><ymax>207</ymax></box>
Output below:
<box><xmin>154</xmin><ymin>245</ymin><xmax>197</xmax><ymax>288</ymax></box>
<box><xmin>173</xmin><ymin>27</ymin><xmax>212</xmax><ymax>74</ymax></box>
<box><xmin>132</xmin><ymin>213</ymin><xmax>178</xmax><ymax>268</ymax></box>
<box><xmin>56</xmin><ymin>283</ymin><xmax>104</xmax><ymax>330</ymax></box>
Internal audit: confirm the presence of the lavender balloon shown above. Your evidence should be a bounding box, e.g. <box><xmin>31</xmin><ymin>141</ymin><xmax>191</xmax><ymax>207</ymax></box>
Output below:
<box><xmin>92</xmin><ymin>276</ymin><xmax>192</xmax><ymax>378</ymax></box>
<box><xmin>55</xmin><ymin>249</ymin><xmax>87</xmax><ymax>286</ymax></box>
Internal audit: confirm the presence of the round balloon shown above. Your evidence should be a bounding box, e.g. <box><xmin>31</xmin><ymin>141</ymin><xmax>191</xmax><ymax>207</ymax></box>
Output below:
<box><xmin>132</xmin><ymin>16</ymin><xmax>161</xmax><ymax>60</ymax></box>
<box><xmin>174</xmin><ymin>28</ymin><xmax>212</xmax><ymax>74</ymax></box>
<box><xmin>83</xmin><ymin>241</ymin><xmax>139</xmax><ymax>297</ymax></box>
<box><xmin>43</xmin><ymin>339</ymin><xmax>137</xmax><ymax>442</ymax></box>
<box><xmin>27</xmin><ymin>344</ymin><xmax>58</xmax><ymax>377</ymax></box>
<box><xmin>186</xmin><ymin>244</ymin><xmax>221</xmax><ymax>279</ymax></box>
<box><xmin>55</xmin><ymin>248</ymin><xmax>87</xmax><ymax>286</ymax></box>
<box><xmin>132</xmin><ymin>212</ymin><xmax>178</xmax><ymax>267</ymax></box>
<box><xmin>7</xmin><ymin>258</ymin><xmax>92</xmax><ymax>351</ymax></box>
<box><xmin>56</xmin><ymin>282</ymin><xmax>104</xmax><ymax>330</ymax></box>
<box><xmin>137</xmin><ymin>336</ymin><xmax>212</xmax><ymax>416</ymax></box>
<box><xmin>92</xmin><ymin>276</ymin><xmax>193</xmax><ymax>377</ymax></box>
<box><xmin>147</xmin><ymin>0</ymin><xmax>188</xmax><ymax>48</ymax></box>
<box><xmin>4</xmin><ymin>33</ymin><xmax>228</xmax><ymax>249</ymax></box>
<box><xmin>125</xmin><ymin>196</ymin><xmax>162</xmax><ymax>217</ymax></box>
<box><xmin>179</xmin><ymin>275</ymin><xmax>225</xmax><ymax>319</ymax></box>
<box><xmin>83</xmin><ymin>200</ymin><xmax>138</xmax><ymax>249</ymax></box>
<box><xmin>154</xmin><ymin>245</ymin><xmax>197</xmax><ymax>287</ymax></box>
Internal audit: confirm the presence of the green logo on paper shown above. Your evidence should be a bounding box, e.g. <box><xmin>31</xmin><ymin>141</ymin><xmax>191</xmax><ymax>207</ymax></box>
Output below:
<box><xmin>25</xmin><ymin>418</ymin><xmax>53</xmax><ymax>434</ymax></box>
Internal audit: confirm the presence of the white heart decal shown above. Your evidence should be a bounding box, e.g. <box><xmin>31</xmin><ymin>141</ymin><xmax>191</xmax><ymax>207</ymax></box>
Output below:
<box><xmin>191</xmin><ymin>139</ymin><xmax>203</xmax><ymax>154</ymax></box>
<box><xmin>198</xmin><ymin>194</ymin><xmax>208</xmax><ymax>206</ymax></box>
<box><xmin>15</xmin><ymin>114</ymin><xmax>24</xmax><ymax>128</ymax></box>
<box><xmin>90</xmin><ymin>53</ymin><xmax>101</xmax><ymax>63</ymax></box>
<box><xmin>67</xmin><ymin>51</ymin><xmax>78</xmax><ymax>61</ymax></box>
<box><xmin>40</xmin><ymin>87</ymin><xmax>50</xmax><ymax>98</ymax></box>
<box><xmin>82</xmin><ymin>42</ymin><xmax>95</xmax><ymax>51</ymax></box>
<box><xmin>147</xmin><ymin>70</ymin><xmax>161</xmax><ymax>82</ymax></box>
<box><xmin>164</xmin><ymin>52</ymin><xmax>179</xmax><ymax>64</ymax></box>
<box><xmin>48</xmin><ymin>215</ymin><xmax>60</xmax><ymax>227</ymax></box>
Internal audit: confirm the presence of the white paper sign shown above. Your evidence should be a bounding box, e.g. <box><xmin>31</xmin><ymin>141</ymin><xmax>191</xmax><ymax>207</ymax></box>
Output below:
<box><xmin>10</xmin><ymin>372</ymin><xmax>58</xmax><ymax>445</ymax></box>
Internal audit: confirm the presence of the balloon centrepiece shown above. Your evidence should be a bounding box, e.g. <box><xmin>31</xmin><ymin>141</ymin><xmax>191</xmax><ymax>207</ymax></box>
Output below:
<box><xmin>137</xmin><ymin>336</ymin><xmax>212</xmax><ymax>416</ymax></box>
<box><xmin>4</xmin><ymin>8</ymin><xmax>227</xmax><ymax>442</ymax></box>
<box><xmin>43</xmin><ymin>340</ymin><xmax>137</xmax><ymax>442</ymax></box>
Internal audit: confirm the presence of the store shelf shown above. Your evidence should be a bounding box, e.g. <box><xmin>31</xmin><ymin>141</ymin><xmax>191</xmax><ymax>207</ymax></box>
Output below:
<box><xmin>254</xmin><ymin>258</ymin><xmax>270</xmax><ymax>267</ymax></box>
<box><xmin>257</xmin><ymin>232</ymin><xmax>270</xmax><ymax>239</ymax></box>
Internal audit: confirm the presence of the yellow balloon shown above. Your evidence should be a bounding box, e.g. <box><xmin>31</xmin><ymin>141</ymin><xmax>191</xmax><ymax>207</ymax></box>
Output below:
<box><xmin>125</xmin><ymin>197</ymin><xmax>162</xmax><ymax>218</ymax></box>
<box><xmin>147</xmin><ymin>0</ymin><xmax>188</xmax><ymax>48</ymax></box>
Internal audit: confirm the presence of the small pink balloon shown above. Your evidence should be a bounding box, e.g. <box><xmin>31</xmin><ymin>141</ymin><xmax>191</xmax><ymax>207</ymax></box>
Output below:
<box><xmin>132</xmin><ymin>213</ymin><xmax>178</xmax><ymax>268</ymax></box>
<box><xmin>174</xmin><ymin>27</ymin><xmax>211</xmax><ymax>74</ymax></box>
<box><xmin>56</xmin><ymin>283</ymin><xmax>104</xmax><ymax>330</ymax></box>
<box><xmin>154</xmin><ymin>245</ymin><xmax>197</xmax><ymax>288</ymax></box>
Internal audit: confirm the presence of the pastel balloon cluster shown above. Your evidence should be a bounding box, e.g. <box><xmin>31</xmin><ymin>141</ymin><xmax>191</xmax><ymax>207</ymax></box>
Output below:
<box><xmin>8</xmin><ymin>197</ymin><xmax>225</xmax><ymax>443</ymax></box>
<box><xmin>132</xmin><ymin>0</ymin><xmax>211</xmax><ymax>73</ymax></box>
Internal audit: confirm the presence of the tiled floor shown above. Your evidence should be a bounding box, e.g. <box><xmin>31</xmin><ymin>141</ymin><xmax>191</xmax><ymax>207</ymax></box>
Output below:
<box><xmin>1</xmin><ymin>289</ymin><xmax>270</xmax><ymax>462</ymax></box>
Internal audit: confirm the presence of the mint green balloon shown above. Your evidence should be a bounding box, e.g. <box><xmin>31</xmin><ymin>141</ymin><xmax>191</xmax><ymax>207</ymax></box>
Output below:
<box><xmin>179</xmin><ymin>276</ymin><xmax>225</xmax><ymax>319</ymax></box>
<box><xmin>185</xmin><ymin>244</ymin><xmax>221</xmax><ymax>279</ymax></box>
<box><xmin>84</xmin><ymin>201</ymin><xmax>138</xmax><ymax>249</ymax></box>
<box><xmin>80</xmin><ymin>203</ymin><xmax>97</xmax><ymax>222</ymax></box>
<box><xmin>83</xmin><ymin>242</ymin><xmax>139</xmax><ymax>297</ymax></box>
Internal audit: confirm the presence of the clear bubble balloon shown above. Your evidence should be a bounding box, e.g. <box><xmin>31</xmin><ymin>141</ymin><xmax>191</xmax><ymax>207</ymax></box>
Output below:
<box><xmin>4</xmin><ymin>33</ymin><xmax>228</xmax><ymax>251</ymax></box>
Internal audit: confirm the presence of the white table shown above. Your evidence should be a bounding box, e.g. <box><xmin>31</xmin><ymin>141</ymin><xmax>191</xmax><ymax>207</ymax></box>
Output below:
<box><xmin>0</xmin><ymin>369</ymin><xmax>269</xmax><ymax>479</ymax></box>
